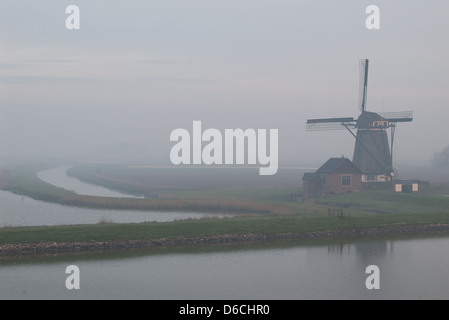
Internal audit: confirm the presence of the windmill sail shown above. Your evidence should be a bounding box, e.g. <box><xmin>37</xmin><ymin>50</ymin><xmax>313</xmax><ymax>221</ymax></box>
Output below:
<box><xmin>306</xmin><ymin>117</ymin><xmax>356</xmax><ymax>131</ymax></box>
<box><xmin>358</xmin><ymin>59</ymin><xmax>369</xmax><ymax>113</ymax></box>
<box><xmin>378</xmin><ymin>111</ymin><xmax>414</xmax><ymax>123</ymax></box>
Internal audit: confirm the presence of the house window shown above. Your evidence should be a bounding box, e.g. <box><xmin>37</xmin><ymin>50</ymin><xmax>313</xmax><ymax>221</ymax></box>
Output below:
<box><xmin>342</xmin><ymin>175</ymin><xmax>351</xmax><ymax>186</ymax></box>
<box><xmin>321</xmin><ymin>175</ymin><xmax>326</xmax><ymax>186</ymax></box>
<box><xmin>367</xmin><ymin>175</ymin><xmax>377</xmax><ymax>182</ymax></box>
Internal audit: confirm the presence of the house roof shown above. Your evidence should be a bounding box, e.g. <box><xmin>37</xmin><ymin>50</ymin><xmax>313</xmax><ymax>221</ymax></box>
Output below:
<box><xmin>315</xmin><ymin>157</ymin><xmax>362</xmax><ymax>175</ymax></box>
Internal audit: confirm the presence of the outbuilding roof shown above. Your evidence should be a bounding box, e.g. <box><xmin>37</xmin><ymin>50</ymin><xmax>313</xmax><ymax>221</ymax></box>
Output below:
<box><xmin>315</xmin><ymin>157</ymin><xmax>362</xmax><ymax>175</ymax></box>
<box><xmin>303</xmin><ymin>172</ymin><xmax>321</xmax><ymax>181</ymax></box>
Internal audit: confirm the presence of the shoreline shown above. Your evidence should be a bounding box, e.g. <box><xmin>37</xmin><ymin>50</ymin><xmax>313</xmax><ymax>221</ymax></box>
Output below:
<box><xmin>2</xmin><ymin>223</ymin><xmax>449</xmax><ymax>258</ymax></box>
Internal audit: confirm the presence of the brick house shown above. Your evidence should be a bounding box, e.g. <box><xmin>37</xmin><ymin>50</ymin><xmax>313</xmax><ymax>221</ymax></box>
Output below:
<box><xmin>303</xmin><ymin>157</ymin><xmax>362</xmax><ymax>199</ymax></box>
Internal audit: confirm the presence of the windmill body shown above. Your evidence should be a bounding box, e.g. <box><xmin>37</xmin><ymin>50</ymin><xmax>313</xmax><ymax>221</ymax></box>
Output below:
<box><xmin>353</xmin><ymin>111</ymin><xmax>391</xmax><ymax>182</ymax></box>
<box><xmin>306</xmin><ymin>59</ymin><xmax>413</xmax><ymax>183</ymax></box>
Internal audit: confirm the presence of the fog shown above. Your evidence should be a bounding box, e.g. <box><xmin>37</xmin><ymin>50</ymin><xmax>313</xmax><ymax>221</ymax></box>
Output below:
<box><xmin>0</xmin><ymin>0</ymin><xmax>448</xmax><ymax>167</ymax></box>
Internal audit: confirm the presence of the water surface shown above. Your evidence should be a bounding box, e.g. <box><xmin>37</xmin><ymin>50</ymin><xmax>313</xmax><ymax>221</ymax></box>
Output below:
<box><xmin>1</xmin><ymin>235</ymin><xmax>448</xmax><ymax>300</ymax></box>
<box><xmin>0</xmin><ymin>190</ymin><xmax>221</xmax><ymax>226</ymax></box>
<box><xmin>36</xmin><ymin>166</ymin><xmax>142</xmax><ymax>198</ymax></box>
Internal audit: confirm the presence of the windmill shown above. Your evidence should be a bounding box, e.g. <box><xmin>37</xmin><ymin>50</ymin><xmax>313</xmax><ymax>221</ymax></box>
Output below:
<box><xmin>306</xmin><ymin>59</ymin><xmax>413</xmax><ymax>182</ymax></box>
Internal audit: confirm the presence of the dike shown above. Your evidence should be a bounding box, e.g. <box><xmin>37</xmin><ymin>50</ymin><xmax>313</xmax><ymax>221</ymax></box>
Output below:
<box><xmin>2</xmin><ymin>223</ymin><xmax>449</xmax><ymax>257</ymax></box>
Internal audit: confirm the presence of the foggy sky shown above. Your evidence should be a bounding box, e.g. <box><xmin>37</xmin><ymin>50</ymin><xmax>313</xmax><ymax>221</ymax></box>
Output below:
<box><xmin>0</xmin><ymin>0</ymin><xmax>448</xmax><ymax>166</ymax></box>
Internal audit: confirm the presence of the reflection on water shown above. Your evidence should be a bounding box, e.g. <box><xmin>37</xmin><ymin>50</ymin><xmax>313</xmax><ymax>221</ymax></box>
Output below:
<box><xmin>1</xmin><ymin>235</ymin><xmax>449</xmax><ymax>300</ymax></box>
<box><xmin>354</xmin><ymin>241</ymin><xmax>392</xmax><ymax>265</ymax></box>
<box><xmin>328</xmin><ymin>243</ymin><xmax>352</xmax><ymax>255</ymax></box>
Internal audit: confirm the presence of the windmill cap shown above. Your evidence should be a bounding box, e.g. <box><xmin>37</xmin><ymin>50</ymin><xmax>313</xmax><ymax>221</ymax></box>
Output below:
<box><xmin>356</xmin><ymin>111</ymin><xmax>386</xmax><ymax>128</ymax></box>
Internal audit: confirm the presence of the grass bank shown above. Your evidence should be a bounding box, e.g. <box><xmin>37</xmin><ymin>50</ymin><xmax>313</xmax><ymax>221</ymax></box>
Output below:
<box><xmin>2</xmin><ymin>213</ymin><xmax>449</xmax><ymax>257</ymax></box>
<box><xmin>2</xmin><ymin>213</ymin><xmax>449</xmax><ymax>245</ymax></box>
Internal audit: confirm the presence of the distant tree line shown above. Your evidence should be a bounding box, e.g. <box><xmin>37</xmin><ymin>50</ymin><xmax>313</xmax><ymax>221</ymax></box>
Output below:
<box><xmin>431</xmin><ymin>145</ymin><xmax>449</xmax><ymax>168</ymax></box>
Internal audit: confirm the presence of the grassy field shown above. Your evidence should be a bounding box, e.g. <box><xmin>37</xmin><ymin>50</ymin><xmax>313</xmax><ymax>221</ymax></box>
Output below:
<box><xmin>66</xmin><ymin>164</ymin><xmax>306</xmax><ymax>194</ymax></box>
<box><xmin>1</xmin><ymin>163</ymin><xmax>449</xmax><ymax>249</ymax></box>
